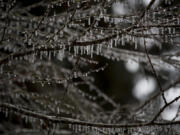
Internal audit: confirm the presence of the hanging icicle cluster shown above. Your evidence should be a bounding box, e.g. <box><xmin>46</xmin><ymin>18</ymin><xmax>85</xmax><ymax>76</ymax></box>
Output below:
<box><xmin>0</xmin><ymin>0</ymin><xmax>180</xmax><ymax>134</ymax></box>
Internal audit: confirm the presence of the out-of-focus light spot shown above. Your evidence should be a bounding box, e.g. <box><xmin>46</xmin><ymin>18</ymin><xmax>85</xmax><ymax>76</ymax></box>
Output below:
<box><xmin>171</xmin><ymin>56</ymin><xmax>180</xmax><ymax>61</ymax></box>
<box><xmin>127</xmin><ymin>0</ymin><xmax>136</xmax><ymax>8</ymax></box>
<box><xmin>125</xmin><ymin>60</ymin><xmax>139</xmax><ymax>73</ymax></box>
<box><xmin>112</xmin><ymin>2</ymin><xmax>127</xmax><ymax>15</ymax></box>
<box><xmin>133</xmin><ymin>76</ymin><xmax>156</xmax><ymax>100</ymax></box>
<box><xmin>143</xmin><ymin>0</ymin><xmax>151</xmax><ymax>5</ymax></box>
<box><xmin>161</xmin><ymin>87</ymin><xmax>180</xmax><ymax>120</ymax></box>
<box><xmin>164</xmin><ymin>87</ymin><xmax>180</xmax><ymax>104</ymax></box>
<box><xmin>143</xmin><ymin>0</ymin><xmax>159</xmax><ymax>7</ymax></box>
<box><xmin>161</xmin><ymin>107</ymin><xmax>179</xmax><ymax>121</ymax></box>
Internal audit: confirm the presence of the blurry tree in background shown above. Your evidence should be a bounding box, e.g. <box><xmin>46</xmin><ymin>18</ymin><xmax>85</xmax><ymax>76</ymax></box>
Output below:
<box><xmin>0</xmin><ymin>0</ymin><xmax>180</xmax><ymax>134</ymax></box>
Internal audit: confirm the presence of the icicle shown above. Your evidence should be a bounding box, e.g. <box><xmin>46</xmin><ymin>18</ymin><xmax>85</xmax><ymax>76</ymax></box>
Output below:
<box><xmin>40</xmin><ymin>119</ymin><xmax>44</xmax><ymax>127</ymax></box>
<box><xmin>40</xmin><ymin>51</ymin><xmax>43</xmax><ymax>60</ymax></box>
<box><xmin>165</xmin><ymin>35</ymin><xmax>168</xmax><ymax>43</ymax></box>
<box><xmin>74</xmin><ymin>46</ymin><xmax>79</xmax><ymax>55</ymax></box>
<box><xmin>86</xmin><ymin>46</ymin><xmax>90</xmax><ymax>55</ymax></box>
<box><xmin>168</xmin><ymin>0</ymin><xmax>171</xmax><ymax>5</ymax></box>
<box><xmin>77</xmin><ymin>46</ymin><xmax>79</xmax><ymax>55</ymax></box>
<box><xmin>53</xmin><ymin>50</ymin><xmax>56</xmax><ymax>57</ymax></box>
<box><xmin>67</xmin><ymin>1</ymin><xmax>70</xmax><ymax>7</ymax></box>
<box><xmin>74</xmin><ymin>46</ymin><xmax>77</xmax><ymax>56</ymax></box>
<box><xmin>31</xmin><ymin>54</ymin><xmax>35</xmax><ymax>63</ymax></box>
<box><xmin>25</xmin><ymin>116</ymin><xmax>29</xmax><ymax>124</ymax></box>
<box><xmin>168</xmin><ymin>27</ymin><xmax>171</xmax><ymax>34</ymax></box>
<box><xmin>88</xmin><ymin>17</ymin><xmax>91</xmax><ymax>26</ymax></box>
<box><xmin>135</xmin><ymin>39</ymin><xmax>138</xmax><ymax>49</ymax></box>
<box><xmin>57</xmin><ymin>50</ymin><xmax>64</xmax><ymax>61</ymax></box>
<box><xmin>110</xmin><ymin>39</ymin><xmax>113</xmax><ymax>48</ymax></box>
<box><xmin>99</xmin><ymin>44</ymin><xmax>102</xmax><ymax>54</ymax></box>
<box><xmin>99</xmin><ymin>10</ymin><xmax>103</xmax><ymax>18</ymax></box>
<box><xmin>29</xmin><ymin>117</ymin><xmax>34</xmax><ymax>123</ymax></box>
<box><xmin>80</xmin><ymin>46</ymin><xmax>84</xmax><ymax>55</ymax></box>
<box><xmin>96</xmin><ymin>45</ymin><xmax>99</xmax><ymax>55</ymax></box>
<box><xmin>41</xmin><ymin>82</ymin><xmax>45</xmax><ymax>87</ymax></box>
<box><xmin>5</xmin><ymin>109</ymin><xmax>8</xmax><ymax>118</ymax></box>
<box><xmin>75</xmin><ymin>124</ymin><xmax>79</xmax><ymax>133</ymax></box>
<box><xmin>121</xmin><ymin>34</ymin><xmax>125</xmax><ymax>46</ymax></box>
<box><xmin>54</xmin><ymin>35</ymin><xmax>58</xmax><ymax>41</ymax></box>
<box><xmin>0</xmin><ymin>65</ymin><xmax>3</xmax><ymax>74</ymax></box>
<box><xmin>126</xmin><ymin>35</ymin><xmax>130</xmax><ymax>43</ymax></box>
<box><xmin>68</xmin><ymin>123</ymin><xmax>72</xmax><ymax>129</ymax></box>
<box><xmin>35</xmin><ymin>30</ymin><xmax>38</xmax><ymax>36</ymax></box>
<box><xmin>178</xmin><ymin>18</ymin><xmax>180</xmax><ymax>25</ymax></box>
<box><xmin>77</xmin><ymin>2</ymin><xmax>80</xmax><ymax>8</ymax></box>
<box><xmin>60</xmin><ymin>31</ymin><xmax>64</xmax><ymax>38</ymax></box>
<box><xmin>68</xmin><ymin>46</ymin><xmax>71</xmax><ymax>52</ymax></box>
<box><xmin>132</xmin><ymin>16</ymin><xmax>135</xmax><ymax>24</ymax></box>
<box><xmin>57</xmin><ymin>107</ymin><xmax>60</xmax><ymax>114</ymax></box>
<box><xmin>90</xmin><ymin>45</ymin><xmax>94</xmax><ymax>58</ymax></box>
<box><xmin>74</xmin><ymin>72</ymin><xmax>77</xmax><ymax>78</ymax></box>
<box><xmin>90</xmin><ymin>29</ymin><xmax>93</xmax><ymax>36</ymax></box>
<box><xmin>162</xmin><ymin>27</ymin><xmax>165</xmax><ymax>35</ymax></box>
<box><xmin>48</xmin><ymin>51</ymin><xmax>51</xmax><ymax>60</ymax></box>
<box><xmin>114</xmin><ymin>38</ymin><xmax>117</xmax><ymax>47</ymax></box>
<box><xmin>78</xmin><ymin>125</ymin><xmax>81</xmax><ymax>132</ymax></box>
<box><xmin>28</xmin><ymin>39</ymin><xmax>32</xmax><ymax>46</ymax></box>
<box><xmin>172</xmin><ymin>28</ymin><xmax>175</xmax><ymax>34</ymax></box>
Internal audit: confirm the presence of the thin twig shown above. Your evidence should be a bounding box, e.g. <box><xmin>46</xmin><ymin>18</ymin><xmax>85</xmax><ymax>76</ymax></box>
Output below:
<box><xmin>135</xmin><ymin>79</ymin><xmax>180</xmax><ymax>111</ymax></box>
<box><xmin>143</xmin><ymin>30</ymin><xmax>167</xmax><ymax>105</ymax></box>
<box><xmin>151</xmin><ymin>95</ymin><xmax>180</xmax><ymax>122</ymax></box>
<box><xmin>1</xmin><ymin>103</ymin><xmax>180</xmax><ymax>128</ymax></box>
